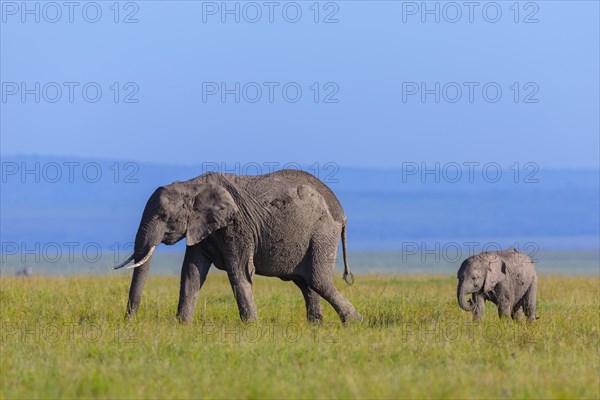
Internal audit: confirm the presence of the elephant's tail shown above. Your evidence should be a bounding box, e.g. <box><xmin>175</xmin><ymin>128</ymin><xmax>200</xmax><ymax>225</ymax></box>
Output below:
<box><xmin>342</xmin><ymin>224</ymin><xmax>354</xmax><ymax>286</ymax></box>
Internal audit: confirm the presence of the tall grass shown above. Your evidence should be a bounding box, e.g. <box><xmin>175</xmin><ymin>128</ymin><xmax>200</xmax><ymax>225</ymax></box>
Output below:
<box><xmin>1</xmin><ymin>274</ymin><xmax>598</xmax><ymax>399</ymax></box>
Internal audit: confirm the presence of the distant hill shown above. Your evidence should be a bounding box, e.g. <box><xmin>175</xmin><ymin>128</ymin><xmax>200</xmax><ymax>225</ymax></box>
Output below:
<box><xmin>1</xmin><ymin>155</ymin><xmax>599</xmax><ymax>253</ymax></box>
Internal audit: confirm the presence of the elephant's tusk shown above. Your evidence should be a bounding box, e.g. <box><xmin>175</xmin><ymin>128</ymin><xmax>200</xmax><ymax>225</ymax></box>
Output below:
<box><xmin>125</xmin><ymin>246</ymin><xmax>156</xmax><ymax>270</ymax></box>
<box><xmin>113</xmin><ymin>254</ymin><xmax>135</xmax><ymax>270</ymax></box>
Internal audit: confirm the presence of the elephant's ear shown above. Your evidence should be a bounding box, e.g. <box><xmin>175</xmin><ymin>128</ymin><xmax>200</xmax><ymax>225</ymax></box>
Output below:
<box><xmin>483</xmin><ymin>259</ymin><xmax>507</xmax><ymax>292</ymax></box>
<box><xmin>186</xmin><ymin>184</ymin><xmax>239</xmax><ymax>246</ymax></box>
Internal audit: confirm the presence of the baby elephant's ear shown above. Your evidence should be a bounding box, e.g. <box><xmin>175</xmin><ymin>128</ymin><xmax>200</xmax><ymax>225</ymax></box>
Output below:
<box><xmin>186</xmin><ymin>184</ymin><xmax>239</xmax><ymax>246</ymax></box>
<box><xmin>484</xmin><ymin>259</ymin><xmax>507</xmax><ymax>292</ymax></box>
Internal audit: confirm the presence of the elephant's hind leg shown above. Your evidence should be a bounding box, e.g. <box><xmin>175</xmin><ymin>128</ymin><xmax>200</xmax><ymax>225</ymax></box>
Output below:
<box><xmin>307</xmin><ymin>249</ymin><xmax>362</xmax><ymax>324</ymax></box>
<box><xmin>309</xmin><ymin>281</ymin><xmax>362</xmax><ymax>324</ymax></box>
<box><xmin>293</xmin><ymin>278</ymin><xmax>322</xmax><ymax>323</ymax></box>
<box><xmin>307</xmin><ymin>230</ymin><xmax>362</xmax><ymax>325</ymax></box>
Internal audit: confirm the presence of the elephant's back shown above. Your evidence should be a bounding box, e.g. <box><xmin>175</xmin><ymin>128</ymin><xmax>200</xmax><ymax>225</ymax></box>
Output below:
<box><xmin>197</xmin><ymin>170</ymin><xmax>346</xmax><ymax>224</ymax></box>
<box><xmin>501</xmin><ymin>249</ymin><xmax>537</xmax><ymax>284</ymax></box>
<box><xmin>501</xmin><ymin>249</ymin><xmax>535</xmax><ymax>267</ymax></box>
<box><xmin>250</xmin><ymin>169</ymin><xmax>347</xmax><ymax>225</ymax></box>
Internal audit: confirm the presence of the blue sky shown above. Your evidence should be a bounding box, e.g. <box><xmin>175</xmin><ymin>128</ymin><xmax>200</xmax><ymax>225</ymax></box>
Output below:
<box><xmin>1</xmin><ymin>1</ymin><xmax>599</xmax><ymax>168</ymax></box>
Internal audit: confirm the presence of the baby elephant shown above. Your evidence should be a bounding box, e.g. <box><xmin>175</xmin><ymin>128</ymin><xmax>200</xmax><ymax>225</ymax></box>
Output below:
<box><xmin>457</xmin><ymin>249</ymin><xmax>538</xmax><ymax>321</ymax></box>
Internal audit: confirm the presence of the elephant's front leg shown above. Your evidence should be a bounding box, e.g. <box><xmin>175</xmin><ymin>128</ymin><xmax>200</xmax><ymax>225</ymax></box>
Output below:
<box><xmin>495</xmin><ymin>284</ymin><xmax>513</xmax><ymax>320</ymax></box>
<box><xmin>228</xmin><ymin>270</ymin><xmax>258</xmax><ymax>322</ymax></box>
<box><xmin>471</xmin><ymin>293</ymin><xmax>486</xmax><ymax>321</ymax></box>
<box><xmin>223</xmin><ymin>238</ymin><xmax>258</xmax><ymax>322</ymax></box>
<box><xmin>176</xmin><ymin>246</ymin><xmax>211</xmax><ymax>323</ymax></box>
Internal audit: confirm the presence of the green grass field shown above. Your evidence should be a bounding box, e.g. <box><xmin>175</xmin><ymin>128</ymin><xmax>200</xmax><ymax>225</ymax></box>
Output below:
<box><xmin>1</xmin><ymin>274</ymin><xmax>599</xmax><ymax>399</ymax></box>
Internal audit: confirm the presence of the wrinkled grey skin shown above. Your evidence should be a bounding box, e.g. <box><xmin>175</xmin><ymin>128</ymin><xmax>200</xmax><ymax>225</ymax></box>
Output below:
<box><xmin>457</xmin><ymin>249</ymin><xmax>538</xmax><ymax>322</ymax></box>
<box><xmin>120</xmin><ymin>170</ymin><xmax>362</xmax><ymax>324</ymax></box>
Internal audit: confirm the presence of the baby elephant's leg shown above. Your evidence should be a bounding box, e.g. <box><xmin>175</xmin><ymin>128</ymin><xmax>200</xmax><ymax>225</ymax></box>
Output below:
<box><xmin>472</xmin><ymin>293</ymin><xmax>486</xmax><ymax>321</ymax></box>
<box><xmin>523</xmin><ymin>276</ymin><xmax>538</xmax><ymax>322</ymax></box>
<box><xmin>496</xmin><ymin>285</ymin><xmax>513</xmax><ymax>320</ymax></box>
<box><xmin>511</xmin><ymin>303</ymin><xmax>525</xmax><ymax>322</ymax></box>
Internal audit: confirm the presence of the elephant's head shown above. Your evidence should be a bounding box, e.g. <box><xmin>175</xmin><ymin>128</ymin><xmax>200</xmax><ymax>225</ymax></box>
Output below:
<box><xmin>114</xmin><ymin>181</ymin><xmax>239</xmax><ymax>316</ymax></box>
<box><xmin>456</xmin><ymin>252</ymin><xmax>506</xmax><ymax>312</ymax></box>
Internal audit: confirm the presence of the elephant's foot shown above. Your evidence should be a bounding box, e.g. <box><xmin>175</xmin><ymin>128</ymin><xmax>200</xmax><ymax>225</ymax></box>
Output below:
<box><xmin>239</xmin><ymin>313</ymin><xmax>258</xmax><ymax>323</ymax></box>
<box><xmin>526</xmin><ymin>314</ymin><xmax>539</xmax><ymax>323</ymax></box>
<box><xmin>176</xmin><ymin>303</ymin><xmax>195</xmax><ymax>324</ymax></box>
<box><xmin>125</xmin><ymin>307</ymin><xmax>138</xmax><ymax>321</ymax></box>
<box><xmin>176</xmin><ymin>312</ymin><xmax>194</xmax><ymax>324</ymax></box>
<box><xmin>340</xmin><ymin>310</ymin><xmax>363</xmax><ymax>325</ymax></box>
<box><xmin>497</xmin><ymin>312</ymin><xmax>512</xmax><ymax>321</ymax></box>
<box><xmin>238</xmin><ymin>305</ymin><xmax>259</xmax><ymax>323</ymax></box>
<box><xmin>307</xmin><ymin>313</ymin><xmax>323</xmax><ymax>324</ymax></box>
<box><xmin>511</xmin><ymin>308</ymin><xmax>525</xmax><ymax>322</ymax></box>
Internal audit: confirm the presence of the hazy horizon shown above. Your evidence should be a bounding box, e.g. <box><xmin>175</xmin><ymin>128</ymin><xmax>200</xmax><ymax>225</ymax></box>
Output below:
<box><xmin>2</xmin><ymin>155</ymin><xmax>598</xmax><ymax>278</ymax></box>
<box><xmin>2</xmin><ymin>152</ymin><xmax>600</xmax><ymax>172</ymax></box>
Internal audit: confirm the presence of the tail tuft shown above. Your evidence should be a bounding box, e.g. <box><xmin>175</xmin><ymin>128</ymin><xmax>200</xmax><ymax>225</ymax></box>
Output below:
<box><xmin>343</xmin><ymin>271</ymin><xmax>355</xmax><ymax>286</ymax></box>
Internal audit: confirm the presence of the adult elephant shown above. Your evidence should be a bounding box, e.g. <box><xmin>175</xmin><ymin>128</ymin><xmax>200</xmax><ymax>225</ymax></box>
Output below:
<box><xmin>114</xmin><ymin>170</ymin><xmax>362</xmax><ymax>324</ymax></box>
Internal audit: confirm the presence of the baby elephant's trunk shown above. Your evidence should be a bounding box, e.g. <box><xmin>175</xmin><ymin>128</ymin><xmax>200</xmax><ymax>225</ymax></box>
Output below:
<box><xmin>457</xmin><ymin>285</ymin><xmax>474</xmax><ymax>312</ymax></box>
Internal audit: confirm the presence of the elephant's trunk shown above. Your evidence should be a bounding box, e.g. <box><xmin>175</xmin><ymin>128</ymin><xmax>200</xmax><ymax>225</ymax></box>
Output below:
<box><xmin>126</xmin><ymin>259</ymin><xmax>153</xmax><ymax>316</ymax></box>
<box><xmin>457</xmin><ymin>284</ymin><xmax>474</xmax><ymax>312</ymax></box>
<box><xmin>125</xmin><ymin>218</ymin><xmax>162</xmax><ymax>317</ymax></box>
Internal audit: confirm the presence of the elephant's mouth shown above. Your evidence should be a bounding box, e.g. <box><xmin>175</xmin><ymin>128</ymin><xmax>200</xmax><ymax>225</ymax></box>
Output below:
<box><xmin>162</xmin><ymin>233</ymin><xmax>184</xmax><ymax>245</ymax></box>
